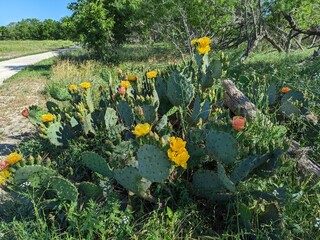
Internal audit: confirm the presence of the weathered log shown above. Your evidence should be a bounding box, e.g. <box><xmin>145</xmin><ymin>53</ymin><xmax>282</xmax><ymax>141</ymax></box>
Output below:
<box><xmin>221</xmin><ymin>79</ymin><xmax>320</xmax><ymax>181</ymax></box>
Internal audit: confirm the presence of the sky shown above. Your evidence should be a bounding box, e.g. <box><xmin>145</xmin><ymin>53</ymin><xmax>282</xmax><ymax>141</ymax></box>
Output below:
<box><xmin>0</xmin><ymin>0</ymin><xmax>73</xmax><ymax>26</ymax></box>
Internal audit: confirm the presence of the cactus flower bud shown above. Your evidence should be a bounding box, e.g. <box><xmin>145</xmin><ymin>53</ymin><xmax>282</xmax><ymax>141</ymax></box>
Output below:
<box><xmin>118</xmin><ymin>86</ymin><xmax>126</xmax><ymax>95</ymax></box>
<box><xmin>21</xmin><ymin>108</ymin><xmax>29</xmax><ymax>117</ymax></box>
<box><xmin>232</xmin><ymin>116</ymin><xmax>246</xmax><ymax>131</ymax></box>
<box><xmin>0</xmin><ymin>160</ymin><xmax>9</xmax><ymax>170</ymax></box>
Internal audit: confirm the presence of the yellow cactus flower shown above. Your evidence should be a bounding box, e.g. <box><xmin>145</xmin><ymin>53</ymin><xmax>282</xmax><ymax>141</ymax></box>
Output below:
<box><xmin>191</xmin><ymin>39</ymin><xmax>198</xmax><ymax>45</ymax></box>
<box><xmin>197</xmin><ymin>36</ymin><xmax>211</xmax><ymax>47</ymax></box>
<box><xmin>127</xmin><ymin>75</ymin><xmax>138</xmax><ymax>81</ymax></box>
<box><xmin>6</xmin><ymin>152</ymin><xmax>23</xmax><ymax>165</ymax></box>
<box><xmin>146</xmin><ymin>71</ymin><xmax>158</xmax><ymax>79</ymax></box>
<box><xmin>167</xmin><ymin>148</ymin><xmax>190</xmax><ymax>169</ymax></box>
<box><xmin>120</xmin><ymin>80</ymin><xmax>131</xmax><ymax>89</ymax></box>
<box><xmin>168</xmin><ymin>137</ymin><xmax>186</xmax><ymax>152</ymax></box>
<box><xmin>191</xmin><ymin>36</ymin><xmax>211</xmax><ymax>54</ymax></box>
<box><xmin>69</xmin><ymin>84</ymin><xmax>78</xmax><ymax>91</ymax></box>
<box><xmin>0</xmin><ymin>170</ymin><xmax>10</xmax><ymax>185</ymax></box>
<box><xmin>41</xmin><ymin>113</ymin><xmax>55</xmax><ymax>123</ymax></box>
<box><xmin>197</xmin><ymin>45</ymin><xmax>211</xmax><ymax>55</ymax></box>
<box><xmin>132</xmin><ymin>123</ymin><xmax>151</xmax><ymax>137</ymax></box>
<box><xmin>80</xmin><ymin>82</ymin><xmax>91</xmax><ymax>89</ymax></box>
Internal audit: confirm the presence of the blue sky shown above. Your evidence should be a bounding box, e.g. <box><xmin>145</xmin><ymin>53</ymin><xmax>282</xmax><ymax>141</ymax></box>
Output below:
<box><xmin>0</xmin><ymin>0</ymin><xmax>73</xmax><ymax>26</ymax></box>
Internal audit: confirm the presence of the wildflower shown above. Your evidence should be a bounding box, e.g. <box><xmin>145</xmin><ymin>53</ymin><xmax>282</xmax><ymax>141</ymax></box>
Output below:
<box><xmin>6</xmin><ymin>152</ymin><xmax>23</xmax><ymax>165</ymax></box>
<box><xmin>21</xmin><ymin>108</ymin><xmax>29</xmax><ymax>117</ymax></box>
<box><xmin>69</xmin><ymin>84</ymin><xmax>78</xmax><ymax>91</ymax></box>
<box><xmin>167</xmin><ymin>148</ymin><xmax>190</xmax><ymax>169</ymax></box>
<box><xmin>120</xmin><ymin>81</ymin><xmax>131</xmax><ymax>89</ymax></box>
<box><xmin>146</xmin><ymin>71</ymin><xmax>158</xmax><ymax>79</ymax></box>
<box><xmin>191</xmin><ymin>39</ymin><xmax>198</xmax><ymax>45</ymax></box>
<box><xmin>167</xmin><ymin>136</ymin><xmax>190</xmax><ymax>169</ymax></box>
<box><xmin>0</xmin><ymin>170</ymin><xmax>10</xmax><ymax>185</ymax></box>
<box><xmin>191</xmin><ymin>36</ymin><xmax>211</xmax><ymax>55</ymax></box>
<box><xmin>168</xmin><ymin>137</ymin><xmax>186</xmax><ymax>152</ymax></box>
<box><xmin>0</xmin><ymin>161</ymin><xmax>9</xmax><ymax>170</ymax></box>
<box><xmin>80</xmin><ymin>82</ymin><xmax>91</xmax><ymax>89</ymax></box>
<box><xmin>117</xmin><ymin>68</ymin><xmax>123</xmax><ymax>74</ymax></box>
<box><xmin>197</xmin><ymin>37</ymin><xmax>211</xmax><ymax>47</ymax></box>
<box><xmin>232</xmin><ymin>116</ymin><xmax>246</xmax><ymax>131</ymax></box>
<box><xmin>118</xmin><ymin>86</ymin><xmax>126</xmax><ymax>95</ymax></box>
<box><xmin>197</xmin><ymin>45</ymin><xmax>211</xmax><ymax>55</ymax></box>
<box><xmin>281</xmin><ymin>87</ymin><xmax>291</xmax><ymax>93</ymax></box>
<box><xmin>132</xmin><ymin>123</ymin><xmax>151</xmax><ymax>137</ymax></box>
<box><xmin>127</xmin><ymin>75</ymin><xmax>138</xmax><ymax>81</ymax></box>
<box><xmin>41</xmin><ymin>113</ymin><xmax>55</xmax><ymax>123</ymax></box>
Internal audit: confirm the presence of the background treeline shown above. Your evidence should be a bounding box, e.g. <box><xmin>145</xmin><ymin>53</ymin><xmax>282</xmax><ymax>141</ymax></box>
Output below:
<box><xmin>67</xmin><ymin>0</ymin><xmax>320</xmax><ymax>60</ymax></box>
<box><xmin>0</xmin><ymin>18</ymin><xmax>72</xmax><ymax>40</ymax></box>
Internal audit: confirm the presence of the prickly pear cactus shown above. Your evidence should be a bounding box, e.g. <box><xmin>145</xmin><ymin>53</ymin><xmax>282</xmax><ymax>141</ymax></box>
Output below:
<box><xmin>205</xmin><ymin>130</ymin><xmax>237</xmax><ymax>165</ymax></box>
<box><xmin>83</xmin><ymin>113</ymin><xmax>96</xmax><ymax>135</ymax></box>
<box><xmin>137</xmin><ymin>144</ymin><xmax>171</xmax><ymax>183</ymax></box>
<box><xmin>279</xmin><ymin>101</ymin><xmax>301</xmax><ymax>118</ymax></box>
<box><xmin>49</xmin><ymin>176</ymin><xmax>78</xmax><ymax>202</ymax></box>
<box><xmin>14</xmin><ymin>165</ymin><xmax>56</xmax><ymax>186</ymax></box>
<box><xmin>78</xmin><ymin>182</ymin><xmax>103</xmax><ymax>199</ymax></box>
<box><xmin>281</xmin><ymin>90</ymin><xmax>305</xmax><ymax>104</ymax></box>
<box><xmin>230</xmin><ymin>155</ymin><xmax>260</xmax><ymax>184</ymax></box>
<box><xmin>81</xmin><ymin>151</ymin><xmax>113</xmax><ymax>178</ymax></box>
<box><xmin>166</xmin><ymin>71</ymin><xmax>194</xmax><ymax>107</ymax></box>
<box><xmin>104</xmin><ymin>107</ymin><xmax>118</xmax><ymax>128</ymax></box>
<box><xmin>265</xmin><ymin>82</ymin><xmax>278</xmax><ymax>106</ymax></box>
<box><xmin>49</xmin><ymin>86</ymin><xmax>71</xmax><ymax>101</ymax></box>
<box><xmin>201</xmin><ymin>60</ymin><xmax>222</xmax><ymax>89</ymax></box>
<box><xmin>117</xmin><ymin>101</ymin><xmax>134</xmax><ymax>126</ymax></box>
<box><xmin>141</xmin><ymin>105</ymin><xmax>157</xmax><ymax>124</ymax></box>
<box><xmin>28</xmin><ymin>105</ymin><xmax>47</xmax><ymax>125</ymax></box>
<box><xmin>217</xmin><ymin>163</ymin><xmax>236</xmax><ymax>192</ymax></box>
<box><xmin>192</xmin><ymin>170</ymin><xmax>229</xmax><ymax>199</ymax></box>
<box><xmin>47</xmin><ymin>122</ymin><xmax>73</xmax><ymax>146</ymax></box>
<box><xmin>114</xmin><ymin>166</ymin><xmax>152</xmax><ymax>196</ymax></box>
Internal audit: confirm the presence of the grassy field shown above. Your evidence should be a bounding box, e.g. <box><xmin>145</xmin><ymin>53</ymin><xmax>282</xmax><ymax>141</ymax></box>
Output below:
<box><xmin>0</xmin><ymin>40</ymin><xmax>74</xmax><ymax>61</ymax></box>
<box><xmin>1</xmin><ymin>44</ymin><xmax>320</xmax><ymax>239</ymax></box>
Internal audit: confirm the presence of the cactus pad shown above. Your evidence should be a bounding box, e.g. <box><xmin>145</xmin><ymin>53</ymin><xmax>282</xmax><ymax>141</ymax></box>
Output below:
<box><xmin>137</xmin><ymin>144</ymin><xmax>171</xmax><ymax>183</ymax></box>
<box><xmin>117</xmin><ymin>101</ymin><xmax>134</xmax><ymax>126</ymax></box>
<box><xmin>14</xmin><ymin>165</ymin><xmax>56</xmax><ymax>185</ymax></box>
<box><xmin>49</xmin><ymin>176</ymin><xmax>78</xmax><ymax>202</ymax></box>
<box><xmin>81</xmin><ymin>151</ymin><xmax>113</xmax><ymax>178</ymax></box>
<box><xmin>104</xmin><ymin>107</ymin><xmax>118</xmax><ymax>128</ymax></box>
<box><xmin>206</xmin><ymin>130</ymin><xmax>237</xmax><ymax>165</ymax></box>
<box><xmin>47</xmin><ymin>122</ymin><xmax>73</xmax><ymax>146</ymax></box>
<box><xmin>114</xmin><ymin>166</ymin><xmax>152</xmax><ymax>195</ymax></box>
<box><xmin>166</xmin><ymin>71</ymin><xmax>194</xmax><ymax>107</ymax></box>
<box><xmin>192</xmin><ymin>170</ymin><xmax>227</xmax><ymax>198</ymax></box>
<box><xmin>142</xmin><ymin>105</ymin><xmax>157</xmax><ymax>124</ymax></box>
<box><xmin>78</xmin><ymin>182</ymin><xmax>103</xmax><ymax>199</ymax></box>
<box><xmin>280</xmin><ymin>101</ymin><xmax>301</xmax><ymax>118</ymax></box>
<box><xmin>217</xmin><ymin>163</ymin><xmax>236</xmax><ymax>192</ymax></box>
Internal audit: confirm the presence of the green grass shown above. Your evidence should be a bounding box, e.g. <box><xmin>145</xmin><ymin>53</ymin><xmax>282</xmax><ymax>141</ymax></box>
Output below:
<box><xmin>0</xmin><ymin>40</ymin><xmax>74</xmax><ymax>61</ymax></box>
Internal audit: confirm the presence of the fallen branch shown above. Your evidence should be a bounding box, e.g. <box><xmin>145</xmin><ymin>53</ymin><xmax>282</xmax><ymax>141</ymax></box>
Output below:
<box><xmin>221</xmin><ymin>79</ymin><xmax>320</xmax><ymax>182</ymax></box>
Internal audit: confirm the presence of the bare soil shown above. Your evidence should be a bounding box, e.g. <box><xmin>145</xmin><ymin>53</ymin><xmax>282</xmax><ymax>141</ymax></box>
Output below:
<box><xmin>0</xmin><ymin>78</ymin><xmax>47</xmax><ymax>160</ymax></box>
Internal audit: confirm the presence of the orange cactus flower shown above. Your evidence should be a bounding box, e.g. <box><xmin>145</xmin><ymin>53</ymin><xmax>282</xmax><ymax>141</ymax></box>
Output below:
<box><xmin>0</xmin><ymin>161</ymin><xmax>9</xmax><ymax>170</ymax></box>
<box><xmin>281</xmin><ymin>87</ymin><xmax>291</xmax><ymax>93</ymax></box>
<box><xmin>232</xmin><ymin>116</ymin><xmax>246</xmax><ymax>131</ymax></box>
<box><xmin>21</xmin><ymin>108</ymin><xmax>29</xmax><ymax>117</ymax></box>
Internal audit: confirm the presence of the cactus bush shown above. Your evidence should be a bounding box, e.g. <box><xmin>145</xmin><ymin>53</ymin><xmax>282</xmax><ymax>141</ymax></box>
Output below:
<box><xmin>10</xmin><ymin>37</ymin><xmax>288</xmax><ymax>209</ymax></box>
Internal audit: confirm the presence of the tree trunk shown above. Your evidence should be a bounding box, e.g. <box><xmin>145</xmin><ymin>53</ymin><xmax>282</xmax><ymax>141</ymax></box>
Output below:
<box><xmin>221</xmin><ymin>79</ymin><xmax>320</xmax><ymax>182</ymax></box>
<box><xmin>240</xmin><ymin>34</ymin><xmax>264</xmax><ymax>62</ymax></box>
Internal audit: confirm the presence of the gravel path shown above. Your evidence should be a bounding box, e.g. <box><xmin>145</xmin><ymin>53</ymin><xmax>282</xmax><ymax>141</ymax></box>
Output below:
<box><xmin>0</xmin><ymin>48</ymin><xmax>75</xmax><ymax>85</ymax></box>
